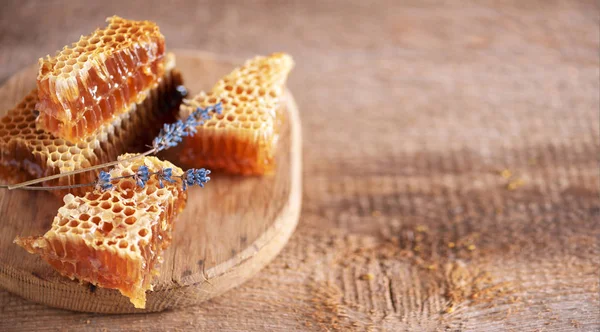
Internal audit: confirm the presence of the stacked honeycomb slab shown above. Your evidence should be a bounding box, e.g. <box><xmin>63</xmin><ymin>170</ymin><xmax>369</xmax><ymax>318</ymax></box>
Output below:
<box><xmin>178</xmin><ymin>53</ymin><xmax>294</xmax><ymax>175</ymax></box>
<box><xmin>15</xmin><ymin>154</ymin><xmax>187</xmax><ymax>309</ymax></box>
<box><xmin>0</xmin><ymin>55</ymin><xmax>183</xmax><ymax>196</ymax></box>
<box><xmin>36</xmin><ymin>16</ymin><xmax>166</xmax><ymax>142</ymax></box>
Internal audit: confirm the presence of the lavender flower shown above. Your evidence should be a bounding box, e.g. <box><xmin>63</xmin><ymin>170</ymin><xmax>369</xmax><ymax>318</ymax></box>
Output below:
<box><xmin>157</xmin><ymin>168</ymin><xmax>175</xmax><ymax>188</ymax></box>
<box><xmin>175</xmin><ymin>85</ymin><xmax>188</xmax><ymax>97</ymax></box>
<box><xmin>192</xmin><ymin>103</ymin><xmax>223</xmax><ymax>121</ymax></box>
<box><xmin>134</xmin><ymin>165</ymin><xmax>150</xmax><ymax>188</ymax></box>
<box><xmin>96</xmin><ymin>171</ymin><xmax>113</xmax><ymax>191</ymax></box>
<box><xmin>193</xmin><ymin>168</ymin><xmax>211</xmax><ymax>187</ymax></box>
<box><xmin>183</xmin><ymin>115</ymin><xmax>200</xmax><ymax>136</ymax></box>
<box><xmin>151</xmin><ymin>103</ymin><xmax>223</xmax><ymax>153</ymax></box>
<box><xmin>181</xmin><ymin>168</ymin><xmax>211</xmax><ymax>191</ymax></box>
<box><xmin>152</xmin><ymin>120</ymin><xmax>192</xmax><ymax>152</ymax></box>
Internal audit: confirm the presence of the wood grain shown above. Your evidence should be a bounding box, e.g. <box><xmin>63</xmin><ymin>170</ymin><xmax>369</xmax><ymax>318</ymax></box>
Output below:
<box><xmin>0</xmin><ymin>0</ymin><xmax>598</xmax><ymax>331</ymax></box>
<box><xmin>0</xmin><ymin>51</ymin><xmax>302</xmax><ymax>313</ymax></box>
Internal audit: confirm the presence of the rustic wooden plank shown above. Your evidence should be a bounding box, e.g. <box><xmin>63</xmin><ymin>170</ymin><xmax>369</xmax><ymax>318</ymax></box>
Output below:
<box><xmin>0</xmin><ymin>0</ymin><xmax>598</xmax><ymax>330</ymax></box>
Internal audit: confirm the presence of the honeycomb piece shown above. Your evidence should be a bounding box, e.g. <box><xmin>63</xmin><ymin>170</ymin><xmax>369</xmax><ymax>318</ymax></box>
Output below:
<box><xmin>36</xmin><ymin>16</ymin><xmax>166</xmax><ymax>141</ymax></box>
<box><xmin>15</xmin><ymin>154</ymin><xmax>187</xmax><ymax>309</ymax></box>
<box><xmin>0</xmin><ymin>55</ymin><xmax>183</xmax><ymax>196</ymax></box>
<box><xmin>178</xmin><ymin>53</ymin><xmax>294</xmax><ymax>175</ymax></box>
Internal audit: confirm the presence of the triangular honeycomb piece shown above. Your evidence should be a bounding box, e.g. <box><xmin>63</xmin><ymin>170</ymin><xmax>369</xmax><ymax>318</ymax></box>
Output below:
<box><xmin>15</xmin><ymin>154</ymin><xmax>187</xmax><ymax>308</ymax></box>
<box><xmin>178</xmin><ymin>53</ymin><xmax>294</xmax><ymax>175</ymax></box>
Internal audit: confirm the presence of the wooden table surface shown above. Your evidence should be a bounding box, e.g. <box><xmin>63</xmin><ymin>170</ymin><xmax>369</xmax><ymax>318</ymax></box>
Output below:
<box><xmin>0</xmin><ymin>0</ymin><xmax>598</xmax><ymax>331</ymax></box>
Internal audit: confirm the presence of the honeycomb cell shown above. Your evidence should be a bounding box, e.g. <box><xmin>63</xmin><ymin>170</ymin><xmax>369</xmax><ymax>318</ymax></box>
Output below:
<box><xmin>0</xmin><ymin>56</ymin><xmax>184</xmax><ymax>197</ymax></box>
<box><xmin>178</xmin><ymin>53</ymin><xmax>294</xmax><ymax>175</ymax></box>
<box><xmin>124</xmin><ymin>207</ymin><xmax>135</xmax><ymax>216</ymax></box>
<box><xmin>15</xmin><ymin>154</ymin><xmax>188</xmax><ymax>309</ymax></box>
<box><xmin>102</xmin><ymin>222</ymin><xmax>113</xmax><ymax>233</ymax></box>
<box><xmin>112</xmin><ymin>204</ymin><xmax>124</xmax><ymax>213</ymax></box>
<box><xmin>36</xmin><ymin>16</ymin><xmax>167</xmax><ymax>142</ymax></box>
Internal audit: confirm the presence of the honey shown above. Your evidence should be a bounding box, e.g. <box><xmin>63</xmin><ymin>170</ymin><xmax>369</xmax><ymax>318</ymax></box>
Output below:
<box><xmin>15</xmin><ymin>154</ymin><xmax>187</xmax><ymax>309</ymax></box>
<box><xmin>36</xmin><ymin>16</ymin><xmax>166</xmax><ymax>142</ymax></box>
<box><xmin>0</xmin><ymin>55</ymin><xmax>183</xmax><ymax>196</ymax></box>
<box><xmin>178</xmin><ymin>53</ymin><xmax>294</xmax><ymax>175</ymax></box>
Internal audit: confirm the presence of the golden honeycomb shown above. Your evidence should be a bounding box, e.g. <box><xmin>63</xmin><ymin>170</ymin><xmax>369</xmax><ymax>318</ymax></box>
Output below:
<box><xmin>15</xmin><ymin>154</ymin><xmax>187</xmax><ymax>309</ymax></box>
<box><xmin>0</xmin><ymin>55</ymin><xmax>183</xmax><ymax>196</ymax></box>
<box><xmin>178</xmin><ymin>53</ymin><xmax>294</xmax><ymax>175</ymax></box>
<box><xmin>36</xmin><ymin>16</ymin><xmax>166</xmax><ymax>142</ymax></box>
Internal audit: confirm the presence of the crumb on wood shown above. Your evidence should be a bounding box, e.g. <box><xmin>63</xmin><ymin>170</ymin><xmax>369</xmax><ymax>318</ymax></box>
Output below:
<box><xmin>507</xmin><ymin>178</ymin><xmax>525</xmax><ymax>190</ymax></box>
<box><xmin>500</xmin><ymin>169</ymin><xmax>512</xmax><ymax>179</ymax></box>
<box><xmin>508</xmin><ymin>296</ymin><xmax>521</xmax><ymax>303</ymax></box>
<box><xmin>570</xmin><ymin>319</ymin><xmax>581</xmax><ymax>328</ymax></box>
<box><xmin>371</xmin><ymin>210</ymin><xmax>381</xmax><ymax>217</ymax></box>
<box><xmin>415</xmin><ymin>225</ymin><xmax>428</xmax><ymax>233</ymax></box>
<box><xmin>360</xmin><ymin>273</ymin><xmax>375</xmax><ymax>281</ymax></box>
<box><xmin>499</xmin><ymin>168</ymin><xmax>526</xmax><ymax>190</ymax></box>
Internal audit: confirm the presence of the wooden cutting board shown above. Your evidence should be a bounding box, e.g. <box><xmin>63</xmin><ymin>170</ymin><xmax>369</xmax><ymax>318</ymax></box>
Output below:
<box><xmin>0</xmin><ymin>50</ymin><xmax>302</xmax><ymax>313</ymax></box>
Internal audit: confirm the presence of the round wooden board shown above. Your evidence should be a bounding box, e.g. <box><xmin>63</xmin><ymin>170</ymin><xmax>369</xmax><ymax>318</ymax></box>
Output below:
<box><xmin>0</xmin><ymin>50</ymin><xmax>302</xmax><ymax>313</ymax></box>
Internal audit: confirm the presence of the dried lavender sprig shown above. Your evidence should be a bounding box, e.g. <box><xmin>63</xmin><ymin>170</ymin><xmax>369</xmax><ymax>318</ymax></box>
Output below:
<box><xmin>5</xmin><ymin>102</ymin><xmax>222</xmax><ymax>190</ymax></box>
<box><xmin>0</xmin><ymin>182</ymin><xmax>97</xmax><ymax>191</ymax></box>
<box><xmin>5</xmin><ymin>150</ymin><xmax>155</xmax><ymax>190</ymax></box>
<box><xmin>0</xmin><ymin>166</ymin><xmax>211</xmax><ymax>192</ymax></box>
<box><xmin>97</xmin><ymin>167</ymin><xmax>210</xmax><ymax>192</ymax></box>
